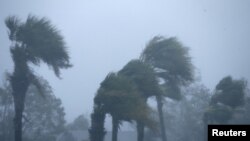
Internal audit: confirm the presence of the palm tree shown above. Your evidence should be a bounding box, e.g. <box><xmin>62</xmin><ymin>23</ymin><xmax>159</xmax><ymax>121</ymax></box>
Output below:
<box><xmin>5</xmin><ymin>15</ymin><xmax>72</xmax><ymax>141</ymax></box>
<box><xmin>118</xmin><ymin>59</ymin><xmax>160</xmax><ymax>141</ymax></box>
<box><xmin>211</xmin><ymin>76</ymin><xmax>246</xmax><ymax>108</ymax></box>
<box><xmin>93</xmin><ymin>73</ymin><xmax>154</xmax><ymax>141</ymax></box>
<box><xmin>141</xmin><ymin>36</ymin><xmax>194</xmax><ymax>141</ymax></box>
<box><xmin>203</xmin><ymin>76</ymin><xmax>246</xmax><ymax>124</ymax></box>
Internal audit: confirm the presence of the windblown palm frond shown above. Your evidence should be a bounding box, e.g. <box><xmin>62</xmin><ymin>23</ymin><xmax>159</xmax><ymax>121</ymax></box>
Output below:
<box><xmin>119</xmin><ymin>59</ymin><xmax>161</xmax><ymax>98</ymax></box>
<box><xmin>6</xmin><ymin>15</ymin><xmax>72</xmax><ymax>77</ymax></box>
<box><xmin>141</xmin><ymin>36</ymin><xmax>194</xmax><ymax>85</ymax></box>
<box><xmin>5</xmin><ymin>16</ymin><xmax>21</xmax><ymax>41</ymax></box>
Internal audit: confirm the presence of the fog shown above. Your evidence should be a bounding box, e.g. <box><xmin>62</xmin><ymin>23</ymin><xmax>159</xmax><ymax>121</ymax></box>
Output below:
<box><xmin>1</xmin><ymin>0</ymin><xmax>250</xmax><ymax>133</ymax></box>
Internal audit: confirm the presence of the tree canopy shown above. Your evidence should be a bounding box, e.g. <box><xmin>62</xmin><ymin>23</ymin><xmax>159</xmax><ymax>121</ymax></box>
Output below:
<box><xmin>118</xmin><ymin>59</ymin><xmax>161</xmax><ymax>99</ymax></box>
<box><xmin>204</xmin><ymin>76</ymin><xmax>247</xmax><ymax>124</ymax></box>
<box><xmin>95</xmin><ymin>72</ymin><xmax>153</xmax><ymax>124</ymax></box>
<box><xmin>5</xmin><ymin>15</ymin><xmax>71</xmax><ymax>77</ymax></box>
<box><xmin>141</xmin><ymin>36</ymin><xmax>193</xmax><ymax>86</ymax></box>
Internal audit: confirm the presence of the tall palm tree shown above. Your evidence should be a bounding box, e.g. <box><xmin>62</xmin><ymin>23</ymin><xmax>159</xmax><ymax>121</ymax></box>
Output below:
<box><xmin>141</xmin><ymin>36</ymin><xmax>194</xmax><ymax>141</ymax></box>
<box><xmin>5</xmin><ymin>15</ymin><xmax>72</xmax><ymax>141</ymax></box>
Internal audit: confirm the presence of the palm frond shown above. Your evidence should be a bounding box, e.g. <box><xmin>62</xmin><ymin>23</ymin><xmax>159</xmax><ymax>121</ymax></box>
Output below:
<box><xmin>5</xmin><ymin>16</ymin><xmax>21</xmax><ymax>41</ymax></box>
<box><xmin>141</xmin><ymin>36</ymin><xmax>194</xmax><ymax>85</ymax></box>
<box><xmin>24</xmin><ymin>15</ymin><xmax>72</xmax><ymax>77</ymax></box>
<box><xmin>6</xmin><ymin>15</ymin><xmax>72</xmax><ymax>78</ymax></box>
<box><xmin>119</xmin><ymin>59</ymin><xmax>161</xmax><ymax>98</ymax></box>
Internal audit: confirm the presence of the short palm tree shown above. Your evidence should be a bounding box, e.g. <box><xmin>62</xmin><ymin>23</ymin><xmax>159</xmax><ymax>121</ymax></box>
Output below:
<box><xmin>118</xmin><ymin>59</ymin><xmax>161</xmax><ymax>141</ymax></box>
<box><xmin>204</xmin><ymin>76</ymin><xmax>246</xmax><ymax>124</ymax></box>
<box><xmin>5</xmin><ymin>15</ymin><xmax>72</xmax><ymax>141</ymax></box>
<box><xmin>93</xmin><ymin>73</ymin><xmax>154</xmax><ymax>141</ymax></box>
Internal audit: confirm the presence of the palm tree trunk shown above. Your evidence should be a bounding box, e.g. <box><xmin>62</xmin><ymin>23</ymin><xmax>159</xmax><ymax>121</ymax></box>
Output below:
<box><xmin>156</xmin><ymin>96</ymin><xmax>167</xmax><ymax>141</ymax></box>
<box><xmin>136</xmin><ymin>97</ymin><xmax>147</xmax><ymax>141</ymax></box>
<box><xmin>136</xmin><ymin>121</ymin><xmax>145</xmax><ymax>141</ymax></box>
<box><xmin>13</xmin><ymin>98</ymin><xmax>24</xmax><ymax>141</ymax></box>
<box><xmin>112</xmin><ymin>117</ymin><xmax>119</xmax><ymax>141</ymax></box>
<box><xmin>11</xmin><ymin>65</ymin><xmax>29</xmax><ymax>141</ymax></box>
<box><xmin>12</xmin><ymin>87</ymin><xmax>27</xmax><ymax>141</ymax></box>
<box><xmin>89</xmin><ymin>106</ymin><xmax>106</xmax><ymax>141</ymax></box>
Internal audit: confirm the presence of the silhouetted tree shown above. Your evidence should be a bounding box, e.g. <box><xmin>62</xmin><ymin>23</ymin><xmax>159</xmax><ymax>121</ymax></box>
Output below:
<box><xmin>204</xmin><ymin>76</ymin><xmax>247</xmax><ymax>124</ymax></box>
<box><xmin>141</xmin><ymin>36</ymin><xmax>194</xmax><ymax>141</ymax></box>
<box><xmin>203</xmin><ymin>76</ymin><xmax>247</xmax><ymax>141</ymax></box>
<box><xmin>5</xmin><ymin>15</ymin><xmax>71</xmax><ymax>141</ymax></box>
<box><xmin>93</xmin><ymin>73</ymin><xmax>154</xmax><ymax>141</ymax></box>
<box><xmin>211</xmin><ymin>76</ymin><xmax>246</xmax><ymax>108</ymax></box>
<box><xmin>0</xmin><ymin>78</ymin><xmax>66</xmax><ymax>141</ymax></box>
<box><xmin>118</xmin><ymin>60</ymin><xmax>160</xmax><ymax>141</ymax></box>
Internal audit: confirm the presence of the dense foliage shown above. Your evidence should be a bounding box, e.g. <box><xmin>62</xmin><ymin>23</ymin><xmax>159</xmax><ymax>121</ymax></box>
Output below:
<box><xmin>0</xmin><ymin>79</ymin><xmax>66</xmax><ymax>141</ymax></box>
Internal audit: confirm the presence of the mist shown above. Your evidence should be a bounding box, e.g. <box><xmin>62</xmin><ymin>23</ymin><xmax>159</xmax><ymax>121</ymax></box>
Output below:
<box><xmin>1</xmin><ymin>1</ymin><xmax>250</xmax><ymax>141</ymax></box>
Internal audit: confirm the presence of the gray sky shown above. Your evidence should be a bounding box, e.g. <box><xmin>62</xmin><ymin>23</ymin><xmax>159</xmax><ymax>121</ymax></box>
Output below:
<box><xmin>1</xmin><ymin>0</ymin><xmax>250</xmax><ymax>127</ymax></box>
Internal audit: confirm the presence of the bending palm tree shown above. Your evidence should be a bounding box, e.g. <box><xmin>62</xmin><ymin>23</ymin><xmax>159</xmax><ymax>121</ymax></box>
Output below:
<box><xmin>141</xmin><ymin>36</ymin><xmax>194</xmax><ymax>141</ymax></box>
<box><xmin>5</xmin><ymin>15</ymin><xmax>72</xmax><ymax>141</ymax></box>
<box><xmin>92</xmin><ymin>73</ymin><xmax>154</xmax><ymax>141</ymax></box>
<box><xmin>118</xmin><ymin>59</ymin><xmax>161</xmax><ymax>141</ymax></box>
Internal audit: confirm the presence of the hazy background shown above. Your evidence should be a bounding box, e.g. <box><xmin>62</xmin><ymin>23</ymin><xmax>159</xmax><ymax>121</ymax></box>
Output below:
<box><xmin>1</xmin><ymin>0</ymin><xmax>250</xmax><ymax>127</ymax></box>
